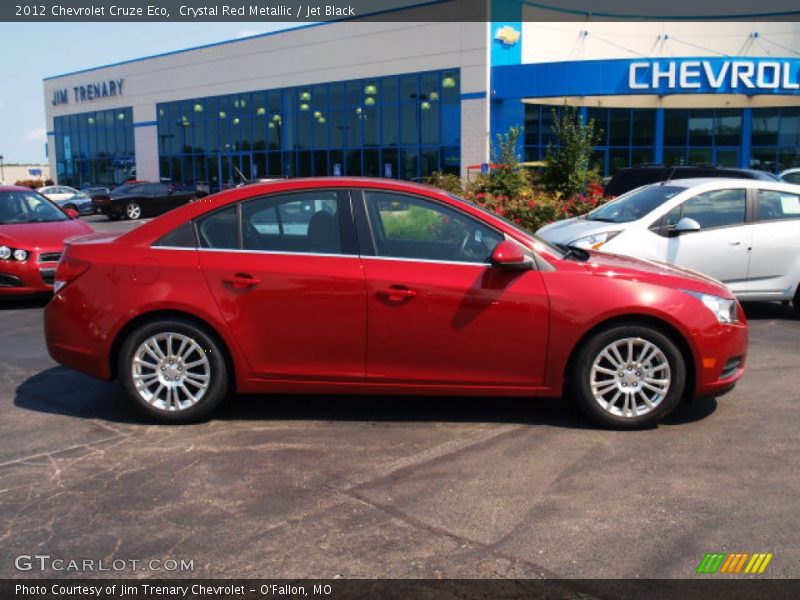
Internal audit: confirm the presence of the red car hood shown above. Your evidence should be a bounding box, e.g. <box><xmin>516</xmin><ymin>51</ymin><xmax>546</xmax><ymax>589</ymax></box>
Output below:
<box><xmin>0</xmin><ymin>220</ymin><xmax>93</xmax><ymax>251</ymax></box>
<box><xmin>583</xmin><ymin>250</ymin><xmax>732</xmax><ymax>298</ymax></box>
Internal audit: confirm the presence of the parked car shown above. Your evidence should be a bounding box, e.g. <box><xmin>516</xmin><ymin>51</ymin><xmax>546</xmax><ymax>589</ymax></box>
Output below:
<box><xmin>91</xmin><ymin>182</ymin><xmax>206</xmax><ymax>220</ymax></box>
<box><xmin>0</xmin><ymin>185</ymin><xmax>92</xmax><ymax>295</ymax></box>
<box><xmin>604</xmin><ymin>165</ymin><xmax>779</xmax><ymax>197</ymax></box>
<box><xmin>45</xmin><ymin>178</ymin><xmax>748</xmax><ymax>428</ymax></box>
<box><xmin>55</xmin><ymin>192</ymin><xmax>96</xmax><ymax>216</ymax></box>
<box><xmin>538</xmin><ymin>178</ymin><xmax>800</xmax><ymax>310</ymax></box>
<box><xmin>779</xmin><ymin>168</ymin><xmax>800</xmax><ymax>185</ymax></box>
<box><xmin>37</xmin><ymin>185</ymin><xmax>80</xmax><ymax>203</ymax></box>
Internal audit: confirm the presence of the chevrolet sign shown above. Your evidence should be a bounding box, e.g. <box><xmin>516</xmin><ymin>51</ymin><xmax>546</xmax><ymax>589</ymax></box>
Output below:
<box><xmin>628</xmin><ymin>60</ymin><xmax>799</xmax><ymax>92</ymax></box>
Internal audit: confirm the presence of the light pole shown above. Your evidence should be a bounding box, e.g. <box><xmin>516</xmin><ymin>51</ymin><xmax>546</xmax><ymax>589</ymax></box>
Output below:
<box><xmin>0</xmin><ymin>155</ymin><xmax>4</xmax><ymax>182</ymax></box>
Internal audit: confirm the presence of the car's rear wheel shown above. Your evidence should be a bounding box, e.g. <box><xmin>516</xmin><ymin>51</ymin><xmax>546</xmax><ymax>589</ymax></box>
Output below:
<box><xmin>793</xmin><ymin>284</ymin><xmax>800</xmax><ymax>314</ymax></box>
<box><xmin>118</xmin><ymin>319</ymin><xmax>229</xmax><ymax>423</ymax></box>
<box><xmin>569</xmin><ymin>325</ymin><xmax>686</xmax><ymax>429</ymax></box>
<box><xmin>125</xmin><ymin>202</ymin><xmax>142</xmax><ymax>220</ymax></box>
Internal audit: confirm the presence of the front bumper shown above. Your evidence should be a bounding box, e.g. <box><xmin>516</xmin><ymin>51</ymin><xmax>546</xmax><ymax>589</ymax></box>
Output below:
<box><xmin>0</xmin><ymin>252</ymin><xmax>59</xmax><ymax>295</ymax></box>
<box><xmin>692</xmin><ymin>317</ymin><xmax>749</xmax><ymax>397</ymax></box>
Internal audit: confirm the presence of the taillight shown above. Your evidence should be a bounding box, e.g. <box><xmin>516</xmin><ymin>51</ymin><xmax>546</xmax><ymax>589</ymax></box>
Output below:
<box><xmin>54</xmin><ymin>257</ymin><xmax>90</xmax><ymax>292</ymax></box>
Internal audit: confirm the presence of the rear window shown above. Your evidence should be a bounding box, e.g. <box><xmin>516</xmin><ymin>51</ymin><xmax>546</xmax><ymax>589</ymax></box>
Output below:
<box><xmin>586</xmin><ymin>185</ymin><xmax>686</xmax><ymax>223</ymax></box>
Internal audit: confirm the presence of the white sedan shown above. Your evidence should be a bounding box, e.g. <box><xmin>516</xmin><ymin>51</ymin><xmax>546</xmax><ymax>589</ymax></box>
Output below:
<box><xmin>36</xmin><ymin>185</ymin><xmax>79</xmax><ymax>203</ymax></box>
<box><xmin>538</xmin><ymin>178</ymin><xmax>800</xmax><ymax>309</ymax></box>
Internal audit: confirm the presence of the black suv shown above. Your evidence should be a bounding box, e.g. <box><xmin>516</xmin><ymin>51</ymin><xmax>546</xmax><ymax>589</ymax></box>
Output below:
<box><xmin>604</xmin><ymin>165</ymin><xmax>779</xmax><ymax>197</ymax></box>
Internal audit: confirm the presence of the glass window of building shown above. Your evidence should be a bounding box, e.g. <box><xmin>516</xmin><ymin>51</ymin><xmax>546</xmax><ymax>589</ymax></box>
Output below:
<box><xmin>156</xmin><ymin>69</ymin><xmax>460</xmax><ymax>190</ymax></box>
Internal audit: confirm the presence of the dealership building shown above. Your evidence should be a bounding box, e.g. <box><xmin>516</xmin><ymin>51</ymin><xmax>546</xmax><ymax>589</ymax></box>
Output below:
<box><xmin>43</xmin><ymin>3</ymin><xmax>800</xmax><ymax>190</ymax></box>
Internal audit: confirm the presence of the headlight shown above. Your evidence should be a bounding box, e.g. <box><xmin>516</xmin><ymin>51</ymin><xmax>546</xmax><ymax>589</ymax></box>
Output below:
<box><xmin>570</xmin><ymin>231</ymin><xmax>621</xmax><ymax>250</ymax></box>
<box><xmin>13</xmin><ymin>249</ymin><xmax>28</xmax><ymax>261</ymax></box>
<box><xmin>0</xmin><ymin>246</ymin><xmax>10</xmax><ymax>260</ymax></box>
<box><xmin>683</xmin><ymin>290</ymin><xmax>738</xmax><ymax>324</ymax></box>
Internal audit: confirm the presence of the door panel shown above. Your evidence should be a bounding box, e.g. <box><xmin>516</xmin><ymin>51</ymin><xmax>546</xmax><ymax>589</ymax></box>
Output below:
<box><xmin>660</xmin><ymin>188</ymin><xmax>751</xmax><ymax>292</ymax></box>
<box><xmin>357</xmin><ymin>189</ymin><xmax>549</xmax><ymax>387</ymax></box>
<box><xmin>197</xmin><ymin>191</ymin><xmax>365</xmax><ymax>381</ymax></box>
<box><xmin>747</xmin><ymin>189</ymin><xmax>800</xmax><ymax>296</ymax></box>
<box><xmin>362</xmin><ymin>259</ymin><xmax>549</xmax><ymax>386</ymax></box>
<box><xmin>200</xmin><ymin>251</ymin><xmax>366</xmax><ymax>380</ymax></box>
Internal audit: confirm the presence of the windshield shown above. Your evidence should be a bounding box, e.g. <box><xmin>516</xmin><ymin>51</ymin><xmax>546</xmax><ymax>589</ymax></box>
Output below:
<box><xmin>448</xmin><ymin>193</ymin><xmax>566</xmax><ymax>258</ymax></box>
<box><xmin>586</xmin><ymin>185</ymin><xmax>686</xmax><ymax>223</ymax></box>
<box><xmin>0</xmin><ymin>191</ymin><xmax>69</xmax><ymax>224</ymax></box>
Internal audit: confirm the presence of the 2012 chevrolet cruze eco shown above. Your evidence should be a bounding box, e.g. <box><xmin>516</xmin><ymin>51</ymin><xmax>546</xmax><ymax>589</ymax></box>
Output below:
<box><xmin>45</xmin><ymin>178</ymin><xmax>748</xmax><ymax>428</ymax></box>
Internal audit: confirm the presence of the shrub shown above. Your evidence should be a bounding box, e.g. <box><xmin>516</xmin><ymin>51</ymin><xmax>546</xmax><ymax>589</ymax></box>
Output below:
<box><xmin>542</xmin><ymin>105</ymin><xmax>602</xmax><ymax>199</ymax></box>
<box><xmin>14</xmin><ymin>179</ymin><xmax>45</xmax><ymax>189</ymax></box>
<box><xmin>424</xmin><ymin>171</ymin><xmax>464</xmax><ymax>195</ymax></box>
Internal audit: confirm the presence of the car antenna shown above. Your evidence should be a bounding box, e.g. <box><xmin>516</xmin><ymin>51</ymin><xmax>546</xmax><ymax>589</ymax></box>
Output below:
<box><xmin>661</xmin><ymin>166</ymin><xmax>676</xmax><ymax>185</ymax></box>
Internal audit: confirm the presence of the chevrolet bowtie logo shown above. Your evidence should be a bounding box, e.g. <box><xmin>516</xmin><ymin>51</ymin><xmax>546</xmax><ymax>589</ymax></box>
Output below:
<box><xmin>495</xmin><ymin>26</ymin><xmax>521</xmax><ymax>46</ymax></box>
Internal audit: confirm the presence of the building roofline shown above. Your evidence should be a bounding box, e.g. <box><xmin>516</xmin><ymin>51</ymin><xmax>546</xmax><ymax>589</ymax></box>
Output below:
<box><xmin>43</xmin><ymin>0</ymin><xmax>453</xmax><ymax>81</ymax></box>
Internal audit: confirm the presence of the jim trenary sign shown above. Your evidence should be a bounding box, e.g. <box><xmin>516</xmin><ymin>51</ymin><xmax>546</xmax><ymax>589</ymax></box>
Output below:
<box><xmin>51</xmin><ymin>79</ymin><xmax>124</xmax><ymax>106</ymax></box>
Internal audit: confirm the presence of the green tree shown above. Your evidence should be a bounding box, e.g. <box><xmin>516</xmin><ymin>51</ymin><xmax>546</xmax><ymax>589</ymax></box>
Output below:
<box><xmin>543</xmin><ymin>105</ymin><xmax>602</xmax><ymax>198</ymax></box>
<box><xmin>480</xmin><ymin>126</ymin><xmax>530</xmax><ymax>199</ymax></box>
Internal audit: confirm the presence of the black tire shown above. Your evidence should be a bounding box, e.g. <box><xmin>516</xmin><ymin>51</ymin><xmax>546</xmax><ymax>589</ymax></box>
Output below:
<box><xmin>793</xmin><ymin>285</ymin><xmax>800</xmax><ymax>314</ymax></box>
<box><xmin>569</xmin><ymin>325</ymin><xmax>686</xmax><ymax>429</ymax></box>
<box><xmin>118</xmin><ymin>318</ymin><xmax>229</xmax><ymax>424</ymax></box>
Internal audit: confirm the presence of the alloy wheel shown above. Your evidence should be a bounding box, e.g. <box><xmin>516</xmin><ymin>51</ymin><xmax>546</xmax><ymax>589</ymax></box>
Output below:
<box><xmin>126</xmin><ymin>203</ymin><xmax>142</xmax><ymax>219</ymax></box>
<box><xmin>131</xmin><ymin>332</ymin><xmax>211</xmax><ymax>412</ymax></box>
<box><xmin>589</xmin><ymin>337</ymin><xmax>671</xmax><ymax>418</ymax></box>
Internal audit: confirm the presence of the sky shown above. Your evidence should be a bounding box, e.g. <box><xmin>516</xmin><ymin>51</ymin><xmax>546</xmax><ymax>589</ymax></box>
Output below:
<box><xmin>0</xmin><ymin>22</ymin><xmax>296</xmax><ymax>164</ymax></box>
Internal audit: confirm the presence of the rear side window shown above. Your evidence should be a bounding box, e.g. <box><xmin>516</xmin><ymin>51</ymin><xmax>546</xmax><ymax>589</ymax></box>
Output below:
<box><xmin>757</xmin><ymin>190</ymin><xmax>800</xmax><ymax>222</ymax></box>
<box><xmin>681</xmin><ymin>189</ymin><xmax>746</xmax><ymax>229</ymax></box>
<box><xmin>197</xmin><ymin>205</ymin><xmax>239</xmax><ymax>249</ymax></box>
<box><xmin>153</xmin><ymin>222</ymin><xmax>197</xmax><ymax>248</ymax></box>
<box><xmin>241</xmin><ymin>191</ymin><xmax>343</xmax><ymax>254</ymax></box>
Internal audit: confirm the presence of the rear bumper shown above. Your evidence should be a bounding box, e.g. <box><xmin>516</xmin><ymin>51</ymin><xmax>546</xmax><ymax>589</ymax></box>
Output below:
<box><xmin>45</xmin><ymin>292</ymin><xmax>110</xmax><ymax>380</ymax></box>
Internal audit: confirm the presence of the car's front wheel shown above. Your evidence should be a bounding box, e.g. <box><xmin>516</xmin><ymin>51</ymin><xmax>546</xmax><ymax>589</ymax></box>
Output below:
<box><xmin>125</xmin><ymin>202</ymin><xmax>142</xmax><ymax>220</ymax></box>
<box><xmin>569</xmin><ymin>325</ymin><xmax>686</xmax><ymax>429</ymax></box>
<box><xmin>118</xmin><ymin>319</ymin><xmax>229</xmax><ymax>423</ymax></box>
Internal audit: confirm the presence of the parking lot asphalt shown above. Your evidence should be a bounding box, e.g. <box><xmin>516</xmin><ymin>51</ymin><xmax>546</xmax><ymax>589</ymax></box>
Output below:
<box><xmin>0</xmin><ymin>214</ymin><xmax>798</xmax><ymax>580</ymax></box>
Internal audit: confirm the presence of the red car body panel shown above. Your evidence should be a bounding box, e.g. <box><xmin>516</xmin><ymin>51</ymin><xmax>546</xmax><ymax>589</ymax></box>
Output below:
<box><xmin>0</xmin><ymin>185</ymin><xmax>93</xmax><ymax>295</ymax></box>
<box><xmin>44</xmin><ymin>178</ymin><xmax>748</xmax><ymax>401</ymax></box>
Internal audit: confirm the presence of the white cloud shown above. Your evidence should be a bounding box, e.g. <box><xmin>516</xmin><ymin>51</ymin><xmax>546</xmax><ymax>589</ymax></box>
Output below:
<box><xmin>25</xmin><ymin>127</ymin><xmax>47</xmax><ymax>142</ymax></box>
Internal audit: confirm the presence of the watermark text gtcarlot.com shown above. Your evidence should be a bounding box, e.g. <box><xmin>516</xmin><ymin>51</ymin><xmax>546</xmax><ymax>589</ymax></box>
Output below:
<box><xmin>14</xmin><ymin>554</ymin><xmax>194</xmax><ymax>572</ymax></box>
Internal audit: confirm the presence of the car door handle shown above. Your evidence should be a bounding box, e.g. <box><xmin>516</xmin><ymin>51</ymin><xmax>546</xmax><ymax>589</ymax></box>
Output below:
<box><xmin>377</xmin><ymin>285</ymin><xmax>417</xmax><ymax>302</ymax></box>
<box><xmin>223</xmin><ymin>273</ymin><xmax>260</xmax><ymax>289</ymax></box>
<box><xmin>730</xmin><ymin>241</ymin><xmax>742</xmax><ymax>246</ymax></box>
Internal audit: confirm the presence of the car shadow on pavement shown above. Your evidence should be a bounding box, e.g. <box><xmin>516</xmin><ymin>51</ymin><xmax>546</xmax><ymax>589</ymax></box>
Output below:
<box><xmin>0</xmin><ymin>296</ymin><xmax>50</xmax><ymax>310</ymax></box>
<box><xmin>741</xmin><ymin>301</ymin><xmax>799</xmax><ymax>321</ymax></box>
<box><xmin>16</xmin><ymin>366</ymin><xmax>718</xmax><ymax>430</ymax></box>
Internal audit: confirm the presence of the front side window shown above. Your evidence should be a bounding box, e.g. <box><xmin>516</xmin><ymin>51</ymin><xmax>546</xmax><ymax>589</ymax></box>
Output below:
<box><xmin>681</xmin><ymin>188</ymin><xmax>746</xmax><ymax>229</ymax></box>
<box><xmin>364</xmin><ymin>191</ymin><xmax>503</xmax><ymax>263</ymax></box>
<box><xmin>757</xmin><ymin>190</ymin><xmax>800</xmax><ymax>222</ymax></box>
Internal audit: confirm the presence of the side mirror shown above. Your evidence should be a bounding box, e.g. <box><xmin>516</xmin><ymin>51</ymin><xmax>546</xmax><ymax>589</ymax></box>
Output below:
<box><xmin>65</xmin><ymin>208</ymin><xmax>79</xmax><ymax>219</ymax></box>
<box><xmin>490</xmin><ymin>240</ymin><xmax>533</xmax><ymax>271</ymax></box>
<box><xmin>673</xmin><ymin>217</ymin><xmax>701</xmax><ymax>234</ymax></box>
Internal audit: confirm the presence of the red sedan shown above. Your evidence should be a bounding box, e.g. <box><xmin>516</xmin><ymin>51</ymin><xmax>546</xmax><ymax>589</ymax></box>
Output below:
<box><xmin>0</xmin><ymin>185</ymin><xmax>92</xmax><ymax>295</ymax></box>
<box><xmin>44</xmin><ymin>178</ymin><xmax>748</xmax><ymax>428</ymax></box>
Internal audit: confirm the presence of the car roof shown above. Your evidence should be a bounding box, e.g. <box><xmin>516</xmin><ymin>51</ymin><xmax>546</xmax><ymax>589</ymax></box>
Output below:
<box><xmin>0</xmin><ymin>185</ymin><xmax>41</xmax><ymax>193</ymax></box>
<box><xmin>655</xmin><ymin>177</ymin><xmax>800</xmax><ymax>191</ymax></box>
